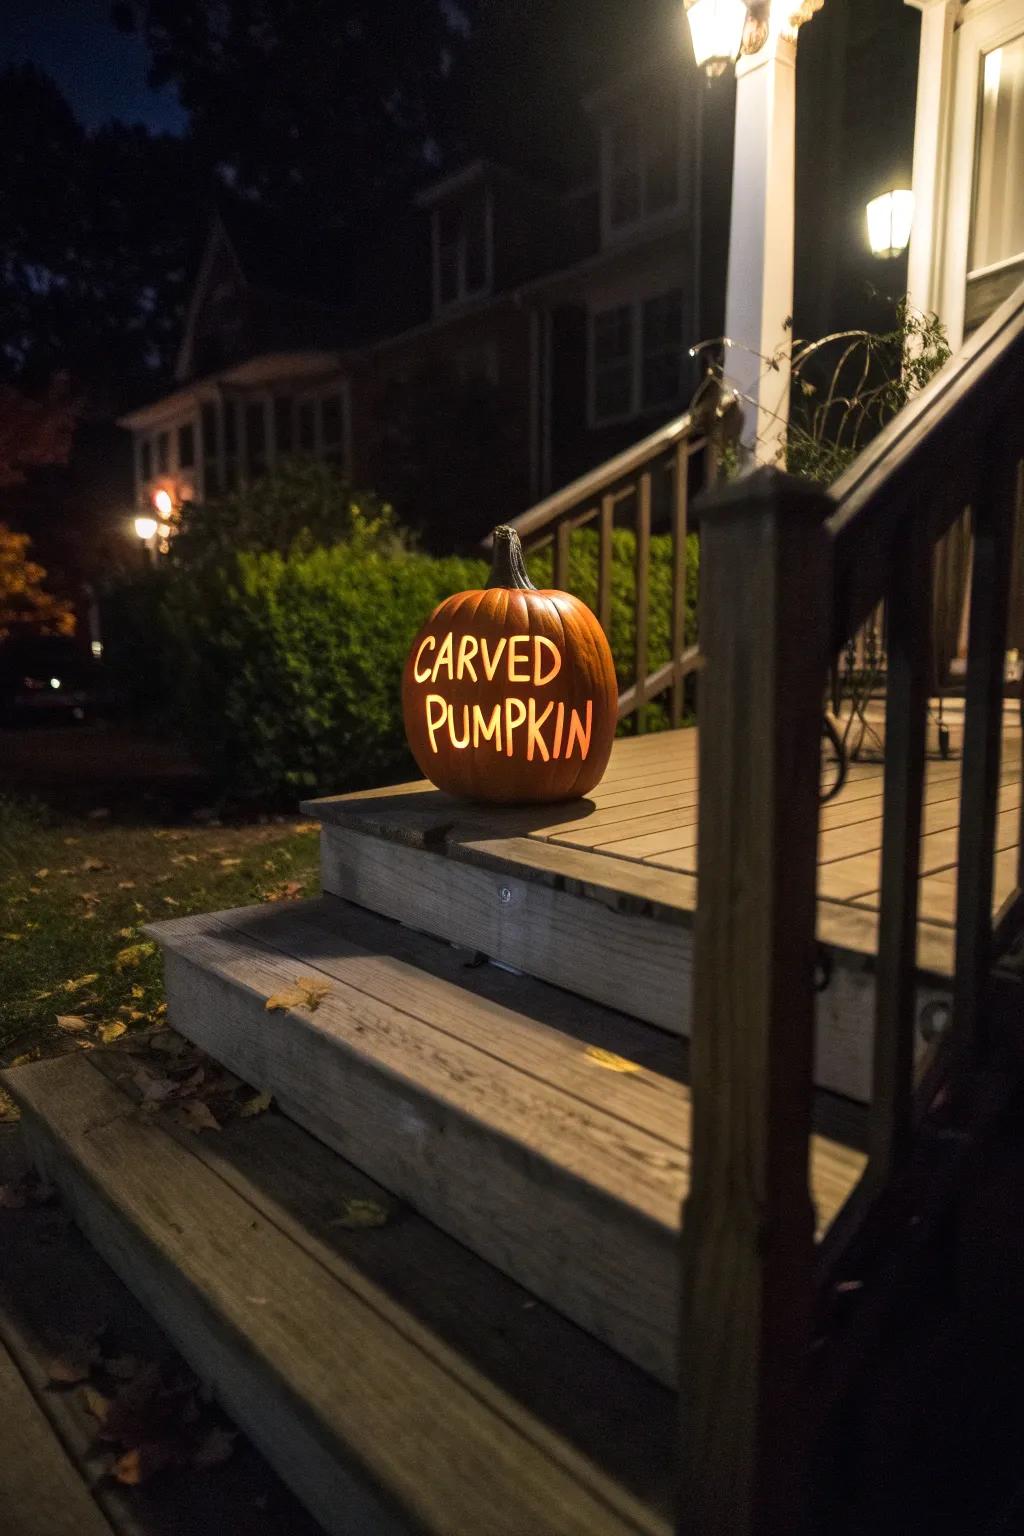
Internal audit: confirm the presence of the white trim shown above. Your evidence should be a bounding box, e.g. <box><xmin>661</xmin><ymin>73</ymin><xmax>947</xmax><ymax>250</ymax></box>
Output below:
<box><xmin>905</xmin><ymin>0</ymin><xmax>960</xmax><ymax>320</ymax></box>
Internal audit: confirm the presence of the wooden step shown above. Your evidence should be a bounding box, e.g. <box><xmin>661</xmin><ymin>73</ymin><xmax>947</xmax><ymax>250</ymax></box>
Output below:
<box><xmin>4</xmin><ymin>1051</ymin><xmax>674</xmax><ymax>1536</ymax></box>
<box><xmin>305</xmin><ymin>782</ymin><xmax>956</xmax><ymax>1105</ymax></box>
<box><xmin>143</xmin><ymin>897</ymin><xmax>865</xmax><ymax>1384</ymax></box>
<box><xmin>0</xmin><ymin>1333</ymin><xmax>115</xmax><ymax>1536</ymax></box>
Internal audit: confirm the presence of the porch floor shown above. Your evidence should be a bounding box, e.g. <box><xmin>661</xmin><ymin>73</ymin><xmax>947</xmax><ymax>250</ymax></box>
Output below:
<box><xmin>331</xmin><ymin>702</ymin><xmax>1021</xmax><ymax>984</ymax></box>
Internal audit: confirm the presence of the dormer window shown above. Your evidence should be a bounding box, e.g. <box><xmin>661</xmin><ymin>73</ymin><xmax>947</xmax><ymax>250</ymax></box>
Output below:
<box><xmin>602</xmin><ymin>90</ymin><xmax>682</xmax><ymax>241</ymax></box>
<box><xmin>434</xmin><ymin>189</ymin><xmax>492</xmax><ymax>310</ymax></box>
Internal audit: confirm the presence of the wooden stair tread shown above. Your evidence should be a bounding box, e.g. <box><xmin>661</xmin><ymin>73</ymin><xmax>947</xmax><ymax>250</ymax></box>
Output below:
<box><xmin>5</xmin><ymin>1052</ymin><xmax>672</xmax><ymax>1536</ymax></box>
<box><xmin>0</xmin><ymin>1333</ymin><xmax>115</xmax><ymax>1536</ymax></box>
<box><xmin>142</xmin><ymin>898</ymin><xmax>863</xmax><ymax>1382</ymax></box>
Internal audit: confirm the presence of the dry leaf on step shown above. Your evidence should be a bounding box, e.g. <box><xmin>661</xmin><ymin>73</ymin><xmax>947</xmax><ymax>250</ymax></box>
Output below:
<box><xmin>328</xmin><ymin>1196</ymin><xmax>390</xmax><ymax>1230</ymax></box>
<box><xmin>99</xmin><ymin>1021</ymin><xmax>128</xmax><ymax>1044</ymax></box>
<box><xmin>111</xmin><ymin>1440</ymin><xmax>180</xmax><ymax>1485</ymax></box>
<box><xmin>175</xmin><ymin>1099</ymin><xmax>221</xmax><ymax>1134</ymax></box>
<box><xmin>63</xmin><ymin>973</ymin><xmax>99</xmax><ymax>992</ymax></box>
<box><xmin>115</xmin><ymin>941</ymin><xmax>155</xmax><ymax>970</ymax></box>
<box><xmin>583</xmin><ymin>1046</ymin><xmax>641</xmax><ymax>1073</ymax></box>
<box><xmin>56</xmin><ymin>1014</ymin><xmax>91</xmax><ymax>1033</ymax></box>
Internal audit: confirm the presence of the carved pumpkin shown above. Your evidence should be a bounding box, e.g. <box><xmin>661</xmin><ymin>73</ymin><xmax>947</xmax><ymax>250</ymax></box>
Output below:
<box><xmin>402</xmin><ymin>525</ymin><xmax>618</xmax><ymax>804</ymax></box>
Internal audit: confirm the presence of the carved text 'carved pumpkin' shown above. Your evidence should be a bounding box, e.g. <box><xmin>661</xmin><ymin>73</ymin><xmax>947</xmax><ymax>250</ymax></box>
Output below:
<box><xmin>401</xmin><ymin>525</ymin><xmax>618</xmax><ymax>803</ymax></box>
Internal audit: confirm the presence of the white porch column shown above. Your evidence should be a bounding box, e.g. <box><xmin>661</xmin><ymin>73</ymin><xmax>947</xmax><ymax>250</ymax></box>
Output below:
<box><xmin>905</xmin><ymin>0</ymin><xmax>959</xmax><ymax>324</ymax></box>
<box><xmin>723</xmin><ymin>30</ymin><xmax>797</xmax><ymax>464</ymax></box>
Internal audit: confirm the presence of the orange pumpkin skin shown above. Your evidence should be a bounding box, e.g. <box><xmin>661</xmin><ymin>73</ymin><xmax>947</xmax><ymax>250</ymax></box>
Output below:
<box><xmin>402</xmin><ymin>526</ymin><xmax>618</xmax><ymax>804</ymax></box>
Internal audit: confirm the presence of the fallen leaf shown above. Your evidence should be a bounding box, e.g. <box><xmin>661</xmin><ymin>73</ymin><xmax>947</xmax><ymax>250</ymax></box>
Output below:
<box><xmin>132</xmin><ymin>1066</ymin><xmax>178</xmax><ymax>1102</ymax></box>
<box><xmin>82</xmin><ymin>857</ymin><xmax>108</xmax><ymax>873</ymax></box>
<box><xmin>583</xmin><ymin>1046</ymin><xmax>641</xmax><ymax>1074</ymax></box>
<box><xmin>118</xmin><ymin>927</ymin><xmax>136</xmax><ymax>939</ymax></box>
<box><xmin>237</xmin><ymin>1090</ymin><xmax>272</xmax><ymax>1118</ymax></box>
<box><xmin>117</xmin><ymin>880</ymin><xmax>137</xmax><ymax>891</ymax></box>
<box><xmin>34</xmin><ymin>867</ymin><xmax>49</xmax><ymax>879</ymax></box>
<box><xmin>0</xmin><ymin>1089</ymin><xmax>21</xmax><ymax>1122</ymax></box>
<box><xmin>130</xmin><ymin>985</ymin><xmax>145</xmax><ymax>1000</ymax></box>
<box><xmin>155</xmin><ymin>873</ymin><xmax>173</xmax><ymax>885</ymax></box>
<box><xmin>116</xmin><ymin>942</ymin><xmax>155</xmax><ymax>971</ymax></box>
<box><xmin>63</xmin><ymin>836</ymin><xmax>80</xmax><ymax>845</ymax></box>
<box><xmin>162</xmin><ymin>896</ymin><xmax>180</xmax><ymax>907</ymax></box>
<box><xmin>99</xmin><ymin>1021</ymin><xmax>128</xmax><ymax>1044</ymax></box>
<box><xmin>175</xmin><ymin>1099</ymin><xmax>221</xmax><ymax>1134</ymax></box>
<box><xmin>2</xmin><ymin>932</ymin><xmax>23</xmax><ymax>942</ymax></box>
<box><xmin>81</xmin><ymin>1385</ymin><xmax>112</xmax><ymax>1423</ymax></box>
<box><xmin>328</xmin><ymin>1196</ymin><xmax>390</xmax><ymax>1230</ymax></box>
<box><xmin>264</xmin><ymin>986</ymin><xmax>304</xmax><ymax>1013</ymax></box>
<box><xmin>191</xmin><ymin>1425</ymin><xmax>237</xmax><ymax>1469</ymax></box>
<box><xmin>111</xmin><ymin>1440</ymin><xmax>179</xmax><ymax>1485</ymax></box>
<box><xmin>63</xmin><ymin>973</ymin><xmax>99</xmax><ymax>992</ymax></box>
<box><xmin>46</xmin><ymin>1336</ymin><xmax>102</xmax><ymax>1385</ymax></box>
<box><xmin>218</xmin><ymin>857</ymin><xmax>242</xmax><ymax>869</ymax></box>
<box><xmin>296</xmin><ymin>977</ymin><xmax>329</xmax><ymax>1011</ymax></box>
<box><xmin>56</xmin><ymin>1014</ymin><xmax>91</xmax><ymax>1033</ymax></box>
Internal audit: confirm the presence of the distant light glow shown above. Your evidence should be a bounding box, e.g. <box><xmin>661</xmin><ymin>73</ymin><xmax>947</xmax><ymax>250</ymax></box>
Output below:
<box><xmin>684</xmin><ymin>0</ymin><xmax>748</xmax><ymax>75</ymax></box>
<box><xmin>866</xmin><ymin>190</ymin><xmax>913</xmax><ymax>257</ymax></box>
<box><xmin>152</xmin><ymin>487</ymin><xmax>174</xmax><ymax>517</ymax></box>
<box><xmin>50</xmin><ymin>677</ymin><xmax>61</xmax><ymax>690</ymax></box>
<box><xmin>91</xmin><ymin>640</ymin><xmax>104</xmax><ymax>658</ymax></box>
<box><xmin>134</xmin><ymin>515</ymin><xmax>158</xmax><ymax>541</ymax></box>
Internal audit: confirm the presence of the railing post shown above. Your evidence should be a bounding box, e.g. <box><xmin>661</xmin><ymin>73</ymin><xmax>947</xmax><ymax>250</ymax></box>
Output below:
<box><xmin>680</xmin><ymin>467</ymin><xmax>833</xmax><ymax>1536</ymax></box>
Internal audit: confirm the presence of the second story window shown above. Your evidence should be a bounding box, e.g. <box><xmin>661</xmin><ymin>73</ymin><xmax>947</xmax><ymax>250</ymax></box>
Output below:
<box><xmin>436</xmin><ymin>191</ymin><xmax>490</xmax><ymax>310</ymax></box>
<box><xmin>590</xmin><ymin>288</ymin><xmax>685</xmax><ymax>425</ymax></box>
<box><xmin>603</xmin><ymin>91</ymin><xmax>682</xmax><ymax>238</ymax></box>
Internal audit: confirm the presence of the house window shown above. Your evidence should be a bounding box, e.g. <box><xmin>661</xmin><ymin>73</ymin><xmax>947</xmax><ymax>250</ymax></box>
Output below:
<box><xmin>274</xmin><ymin>396</ymin><xmax>294</xmax><ymax>456</ymax></box>
<box><xmin>139</xmin><ymin>438</ymin><xmax>152</xmax><ymax>482</ymax></box>
<box><xmin>603</xmin><ymin>93</ymin><xmax>681</xmax><ymax>236</ymax></box>
<box><xmin>436</xmin><ymin>191</ymin><xmax>490</xmax><ymax>309</ymax></box>
<box><xmin>971</xmin><ymin>37</ymin><xmax>1024</xmax><ymax>273</ymax></box>
<box><xmin>641</xmin><ymin>290</ymin><xmax>683</xmax><ymax>409</ymax></box>
<box><xmin>591</xmin><ymin>289</ymin><xmax>686</xmax><ymax>425</ymax></box>
<box><xmin>298</xmin><ymin>398</ymin><xmax>317</xmax><ymax>452</ymax></box>
<box><xmin>245</xmin><ymin>401</ymin><xmax>267</xmax><ymax>475</ymax></box>
<box><xmin>201</xmin><ymin>402</ymin><xmax>220</xmax><ymax>494</ymax></box>
<box><xmin>320</xmin><ymin>392</ymin><xmax>345</xmax><ymax>459</ymax></box>
<box><xmin>156</xmin><ymin>431</ymin><xmax>170</xmax><ymax>474</ymax></box>
<box><xmin>592</xmin><ymin>306</ymin><xmax>634</xmax><ymax>422</ymax></box>
<box><xmin>178</xmin><ymin>422</ymin><xmax>195</xmax><ymax>469</ymax></box>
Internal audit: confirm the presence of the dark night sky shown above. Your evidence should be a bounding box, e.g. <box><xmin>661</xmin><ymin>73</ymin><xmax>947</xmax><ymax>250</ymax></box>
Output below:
<box><xmin>0</xmin><ymin>0</ymin><xmax>186</xmax><ymax>133</ymax></box>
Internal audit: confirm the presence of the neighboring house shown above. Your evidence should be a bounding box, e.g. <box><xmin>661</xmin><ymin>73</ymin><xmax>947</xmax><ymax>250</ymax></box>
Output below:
<box><xmin>119</xmin><ymin>0</ymin><xmax>1022</xmax><ymax>547</ymax></box>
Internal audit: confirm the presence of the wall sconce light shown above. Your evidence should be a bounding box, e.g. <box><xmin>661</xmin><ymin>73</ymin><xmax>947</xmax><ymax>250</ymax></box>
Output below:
<box><xmin>684</xmin><ymin>0</ymin><xmax>750</xmax><ymax>76</ymax></box>
<box><xmin>866</xmin><ymin>189</ymin><xmax>914</xmax><ymax>258</ymax></box>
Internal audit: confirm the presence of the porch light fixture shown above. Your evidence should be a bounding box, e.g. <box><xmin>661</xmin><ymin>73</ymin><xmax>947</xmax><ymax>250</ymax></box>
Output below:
<box><xmin>152</xmin><ymin>487</ymin><xmax>174</xmax><ymax>518</ymax></box>
<box><xmin>866</xmin><ymin>189</ymin><xmax>913</xmax><ymax>258</ymax></box>
<box><xmin>684</xmin><ymin>0</ymin><xmax>749</xmax><ymax>76</ymax></box>
<box><xmin>133</xmin><ymin>515</ymin><xmax>158</xmax><ymax>542</ymax></box>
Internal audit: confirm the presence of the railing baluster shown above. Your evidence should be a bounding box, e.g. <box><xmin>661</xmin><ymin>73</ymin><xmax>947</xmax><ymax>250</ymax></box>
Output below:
<box><xmin>634</xmin><ymin>472</ymin><xmax>651</xmax><ymax>734</ymax></box>
<box><xmin>953</xmin><ymin>447</ymin><xmax>1021</xmax><ymax>1065</ymax></box>
<box><xmin>868</xmin><ymin>514</ymin><xmax>931</xmax><ymax>1183</ymax></box>
<box><xmin>553</xmin><ymin>517</ymin><xmax>571</xmax><ymax>593</ymax></box>
<box><xmin>598</xmin><ymin>492</ymin><xmax>614</xmax><ymax>638</ymax></box>
<box><xmin>671</xmin><ymin>443</ymin><xmax>689</xmax><ymax>729</ymax></box>
<box><xmin>681</xmin><ymin>468</ymin><xmax>832</xmax><ymax>1536</ymax></box>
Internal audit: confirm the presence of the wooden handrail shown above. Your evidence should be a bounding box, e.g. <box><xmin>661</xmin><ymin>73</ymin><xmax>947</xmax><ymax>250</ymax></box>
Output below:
<box><xmin>497</xmin><ymin>384</ymin><xmax>737</xmax><ymax>731</ymax></box>
<box><xmin>683</xmin><ymin>284</ymin><xmax>1024</xmax><ymax>1534</ymax></box>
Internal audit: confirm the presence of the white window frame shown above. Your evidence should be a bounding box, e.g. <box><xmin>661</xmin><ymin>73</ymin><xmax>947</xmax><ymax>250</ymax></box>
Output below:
<box><xmin>432</xmin><ymin>189</ymin><xmax>494</xmax><ymax>313</ymax></box>
<box><xmin>600</xmin><ymin>96</ymin><xmax>684</xmax><ymax>246</ymax></box>
<box><xmin>588</xmin><ymin>290</ymin><xmax>686</xmax><ymax>428</ymax></box>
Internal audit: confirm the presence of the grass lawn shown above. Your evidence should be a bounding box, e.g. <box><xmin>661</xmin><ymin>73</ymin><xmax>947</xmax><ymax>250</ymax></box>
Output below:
<box><xmin>0</xmin><ymin>795</ymin><xmax>321</xmax><ymax>1111</ymax></box>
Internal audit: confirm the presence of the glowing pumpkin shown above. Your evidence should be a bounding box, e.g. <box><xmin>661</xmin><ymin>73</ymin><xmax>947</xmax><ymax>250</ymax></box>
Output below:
<box><xmin>402</xmin><ymin>525</ymin><xmax>618</xmax><ymax>804</ymax></box>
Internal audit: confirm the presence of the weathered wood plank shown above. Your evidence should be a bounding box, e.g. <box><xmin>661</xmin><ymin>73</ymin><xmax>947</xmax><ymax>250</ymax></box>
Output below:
<box><xmin>0</xmin><ymin>1337</ymin><xmax>115</xmax><ymax>1536</ymax></box>
<box><xmin>681</xmin><ymin>469</ymin><xmax>834</xmax><ymax>1536</ymax></box>
<box><xmin>10</xmin><ymin>1054</ymin><xmax>667</xmax><ymax>1536</ymax></box>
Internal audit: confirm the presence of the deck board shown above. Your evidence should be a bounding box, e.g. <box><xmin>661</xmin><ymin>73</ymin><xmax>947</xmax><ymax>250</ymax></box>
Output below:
<box><xmin>514</xmin><ymin>707</ymin><xmax>1021</xmax><ymax>944</ymax></box>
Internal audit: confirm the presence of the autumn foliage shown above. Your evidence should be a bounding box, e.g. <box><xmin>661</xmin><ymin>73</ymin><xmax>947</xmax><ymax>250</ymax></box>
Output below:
<box><xmin>0</xmin><ymin>524</ymin><xmax>75</xmax><ymax>640</ymax></box>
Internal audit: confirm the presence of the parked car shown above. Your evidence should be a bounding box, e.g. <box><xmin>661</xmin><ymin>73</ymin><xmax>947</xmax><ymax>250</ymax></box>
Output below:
<box><xmin>0</xmin><ymin>636</ymin><xmax>113</xmax><ymax>725</ymax></box>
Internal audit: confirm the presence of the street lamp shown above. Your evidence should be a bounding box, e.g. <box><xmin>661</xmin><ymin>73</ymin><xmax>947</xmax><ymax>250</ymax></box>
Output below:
<box><xmin>866</xmin><ymin>190</ymin><xmax>913</xmax><ymax>259</ymax></box>
<box><xmin>684</xmin><ymin>0</ymin><xmax>749</xmax><ymax>76</ymax></box>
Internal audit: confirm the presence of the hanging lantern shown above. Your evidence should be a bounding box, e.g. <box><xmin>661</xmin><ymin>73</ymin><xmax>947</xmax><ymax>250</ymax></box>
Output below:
<box><xmin>684</xmin><ymin>0</ymin><xmax>750</xmax><ymax>76</ymax></box>
<box><xmin>402</xmin><ymin>525</ymin><xmax>618</xmax><ymax>804</ymax></box>
<box><xmin>866</xmin><ymin>190</ymin><xmax>914</xmax><ymax>258</ymax></box>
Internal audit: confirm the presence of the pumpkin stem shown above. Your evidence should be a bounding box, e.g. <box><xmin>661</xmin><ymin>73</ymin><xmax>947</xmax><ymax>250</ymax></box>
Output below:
<box><xmin>488</xmin><ymin>525</ymin><xmax>537</xmax><ymax>591</ymax></box>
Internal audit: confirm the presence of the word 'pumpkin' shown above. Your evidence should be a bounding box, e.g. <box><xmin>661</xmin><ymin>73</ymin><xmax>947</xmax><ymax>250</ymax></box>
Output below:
<box><xmin>402</xmin><ymin>525</ymin><xmax>618</xmax><ymax>804</ymax></box>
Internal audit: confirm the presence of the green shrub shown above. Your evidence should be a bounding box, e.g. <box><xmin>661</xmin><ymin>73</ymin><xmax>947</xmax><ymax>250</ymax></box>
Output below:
<box><xmin>166</xmin><ymin>542</ymin><xmax>486</xmax><ymax>803</ymax></box>
<box><xmin>99</xmin><ymin>566</ymin><xmax>175</xmax><ymax>718</ymax></box>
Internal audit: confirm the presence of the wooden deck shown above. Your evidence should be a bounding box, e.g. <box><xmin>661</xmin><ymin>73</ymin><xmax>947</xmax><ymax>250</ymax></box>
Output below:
<box><xmin>505</xmin><ymin>703</ymin><xmax>1022</xmax><ymax>974</ymax></box>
